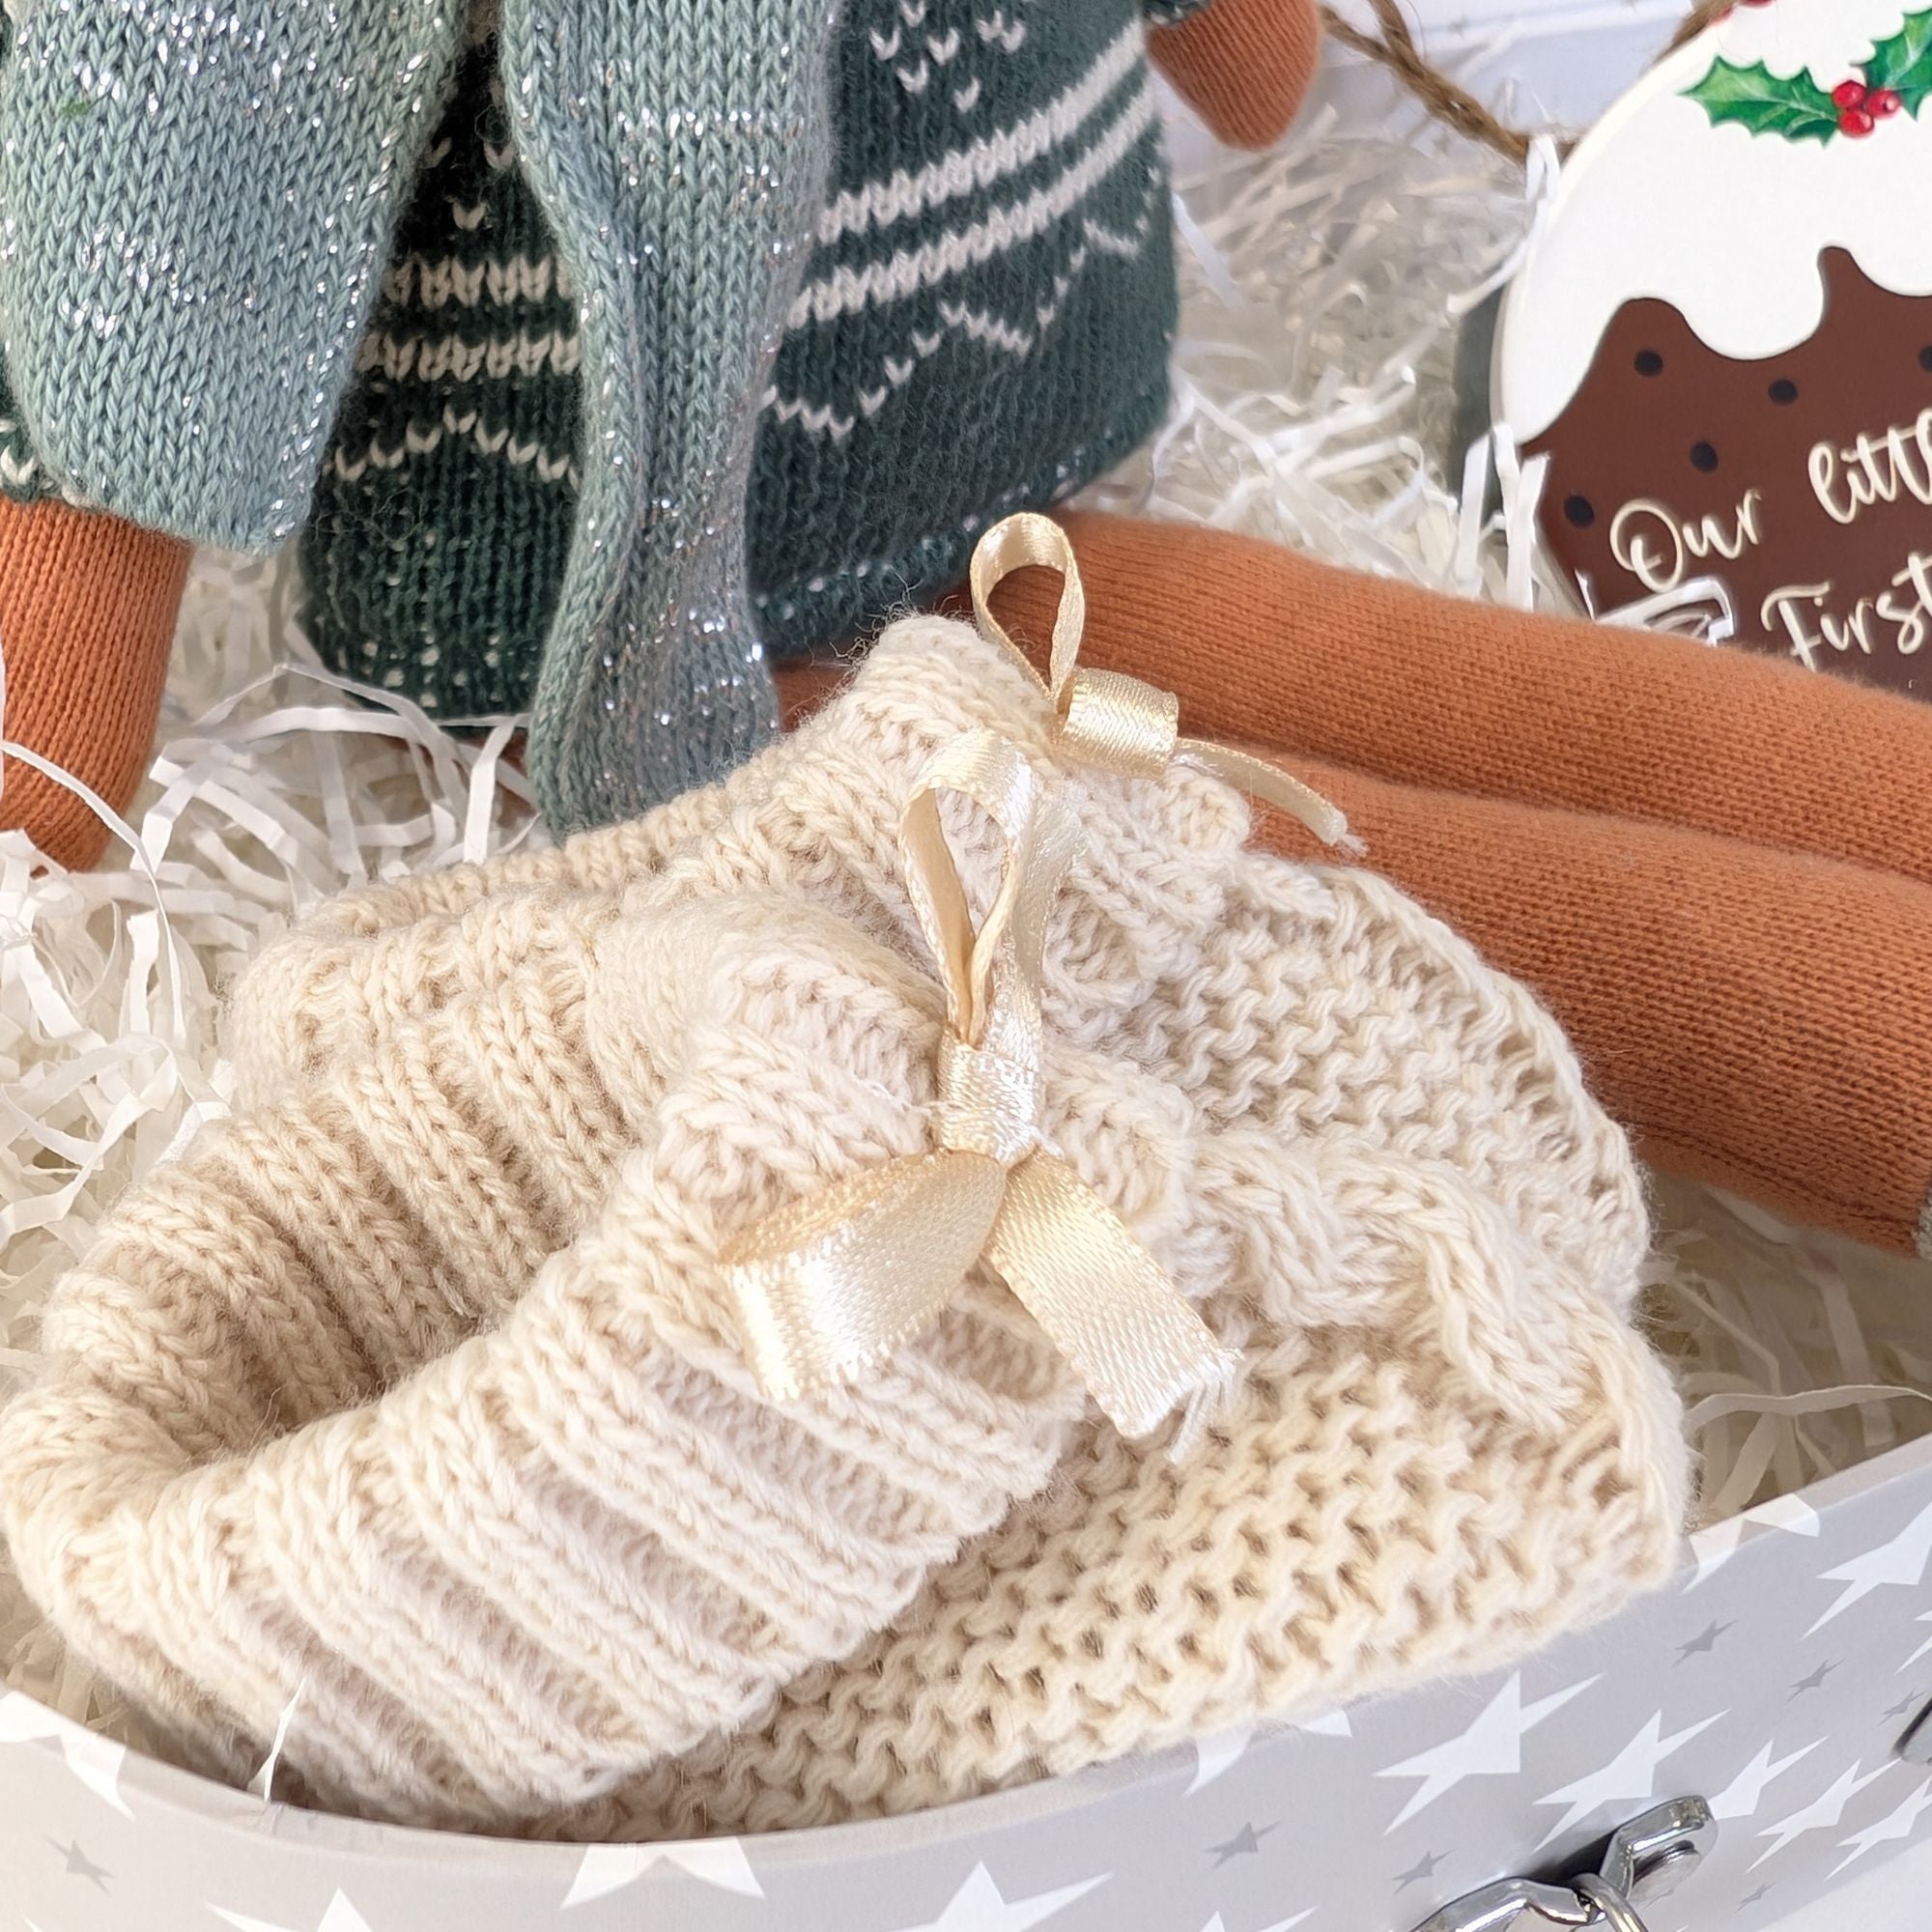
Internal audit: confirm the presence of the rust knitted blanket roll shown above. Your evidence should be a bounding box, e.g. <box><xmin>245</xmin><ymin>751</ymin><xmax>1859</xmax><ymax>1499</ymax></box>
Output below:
<box><xmin>1028</xmin><ymin>511</ymin><xmax>1932</xmax><ymax>886</ymax></box>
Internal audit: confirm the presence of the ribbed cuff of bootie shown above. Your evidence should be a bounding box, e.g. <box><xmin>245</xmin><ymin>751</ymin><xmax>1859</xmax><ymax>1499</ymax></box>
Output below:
<box><xmin>0</xmin><ymin>881</ymin><xmax>1085</xmax><ymax>1827</ymax></box>
<box><xmin>0</xmin><ymin>614</ymin><xmax>1264</xmax><ymax>1827</ymax></box>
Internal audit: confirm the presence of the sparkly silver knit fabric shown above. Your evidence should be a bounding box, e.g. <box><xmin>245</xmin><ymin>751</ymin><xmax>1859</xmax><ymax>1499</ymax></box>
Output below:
<box><xmin>501</xmin><ymin>0</ymin><xmax>840</xmax><ymax>832</ymax></box>
<box><xmin>0</xmin><ymin>0</ymin><xmax>465</xmax><ymax>549</ymax></box>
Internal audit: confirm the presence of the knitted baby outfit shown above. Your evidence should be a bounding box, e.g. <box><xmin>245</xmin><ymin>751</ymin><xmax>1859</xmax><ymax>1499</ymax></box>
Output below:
<box><xmin>0</xmin><ymin>0</ymin><xmax>1248</xmax><ymax>834</ymax></box>
<box><xmin>297</xmin><ymin>0</ymin><xmax>1221</xmax><ymax>828</ymax></box>
<box><xmin>299</xmin><ymin>0</ymin><xmax>1193</xmax><ymax>724</ymax></box>
<box><xmin>205</xmin><ymin>603</ymin><xmax>1688</xmax><ymax>1834</ymax></box>
<box><xmin>0</xmin><ymin>0</ymin><xmax>835</xmax><ymax>828</ymax></box>
<box><xmin>0</xmin><ymin>0</ymin><xmax>1324</xmax><ymax>869</ymax></box>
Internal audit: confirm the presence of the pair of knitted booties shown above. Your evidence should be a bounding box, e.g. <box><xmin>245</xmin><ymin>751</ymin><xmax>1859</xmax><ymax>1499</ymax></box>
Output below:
<box><xmin>0</xmin><ymin>0</ymin><xmax>1321</xmax><ymax>868</ymax></box>
<box><xmin>0</xmin><ymin>540</ymin><xmax>1687</xmax><ymax>1834</ymax></box>
<box><xmin>973</xmin><ymin>513</ymin><xmax>1932</xmax><ymax>1261</ymax></box>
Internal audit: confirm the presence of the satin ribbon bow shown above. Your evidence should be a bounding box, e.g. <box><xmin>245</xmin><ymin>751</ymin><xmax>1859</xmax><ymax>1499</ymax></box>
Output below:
<box><xmin>721</xmin><ymin>727</ymin><xmax>1237</xmax><ymax>1442</ymax></box>
<box><xmin>970</xmin><ymin>513</ymin><xmax>1354</xmax><ymax>849</ymax></box>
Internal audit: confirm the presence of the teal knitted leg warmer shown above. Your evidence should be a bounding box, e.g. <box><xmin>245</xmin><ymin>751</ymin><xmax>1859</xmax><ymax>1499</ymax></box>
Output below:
<box><xmin>501</xmin><ymin>0</ymin><xmax>840</xmax><ymax>833</ymax></box>
<box><xmin>0</xmin><ymin>0</ymin><xmax>466</xmax><ymax>550</ymax></box>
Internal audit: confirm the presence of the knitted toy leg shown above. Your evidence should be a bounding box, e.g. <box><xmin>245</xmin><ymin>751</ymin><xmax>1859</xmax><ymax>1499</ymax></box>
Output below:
<box><xmin>988</xmin><ymin>513</ymin><xmax>1932</xmax><ymax>887</ymax></box>
<box><xmin>1256</xmin><ymin>759</ymin><xmax>1932</xmax><ymax>1259</ymax></box>
<box><xmin>0</xmin><ymin>499</ymin><xmax>188</xmax><ymax>871</ymax></box>
<box><xmin>0</xmin><ymin>1</ymin><xmax>465</xmax><ymax>549</ymax></box>
<box><xmin>1148</xmin><ymin>0</ymin><xmax>1323</xmax><ymax>151</ymax></box>
<box><xmin>503</xmin><ymin>0</ymin><xmax>838</xmax><ymax>834</ymax></box>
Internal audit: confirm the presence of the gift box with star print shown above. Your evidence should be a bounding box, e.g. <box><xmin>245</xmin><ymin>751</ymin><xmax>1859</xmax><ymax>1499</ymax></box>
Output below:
<box><xmin>3</xmin><ymin>1422</ymin><xmax>1931</xmax><ymax>1932</ymax></box>
<box><xmin>10</xmin><ymin>1</ymin><xmax>1932</xmax><ymax>1927</ymax></box>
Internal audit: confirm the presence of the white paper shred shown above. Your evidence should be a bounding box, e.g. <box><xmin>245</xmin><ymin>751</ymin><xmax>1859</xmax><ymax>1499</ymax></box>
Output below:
<box><xmin>1</xmin><ymin>63</ymin><xmax>1926</xmax><ymax>1750</ymax></box>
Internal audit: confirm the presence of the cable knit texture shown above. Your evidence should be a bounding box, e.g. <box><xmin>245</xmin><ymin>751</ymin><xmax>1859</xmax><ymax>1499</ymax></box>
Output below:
<box><xmin>202</xmin><ymin>611</ymin><xmax>1687</xmax><ymax>1837</ymax></box>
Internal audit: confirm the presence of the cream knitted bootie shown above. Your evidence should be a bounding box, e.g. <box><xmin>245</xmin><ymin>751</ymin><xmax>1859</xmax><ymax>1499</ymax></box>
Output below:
<box><xmin>596</xmin><ymin>851</ymin><xmax>1690</xmax><ymax>1837</ymax></box>
<box><xmin>197</xmin><ymin>603</ymin><xmax>1689</xmax><ymax>1838</ymax></box>
<box><xmin>4</xmin><ymin>611</ymin><xmax>1306</xmax><ymax>1830</ymax></box>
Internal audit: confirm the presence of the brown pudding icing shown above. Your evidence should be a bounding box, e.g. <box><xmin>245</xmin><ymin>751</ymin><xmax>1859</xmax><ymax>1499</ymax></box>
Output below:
<box><xmin>1527</xmin><ymin>246</ymin><xmax>1932</xmax><ymax>700</ymax></box>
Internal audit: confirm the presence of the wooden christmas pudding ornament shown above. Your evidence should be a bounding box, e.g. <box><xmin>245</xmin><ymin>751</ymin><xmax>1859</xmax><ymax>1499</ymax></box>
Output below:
<box><xmin>1497</xmin><ymin>0</ymin><xmax>1932</xmax><ymax>696</ymax></box>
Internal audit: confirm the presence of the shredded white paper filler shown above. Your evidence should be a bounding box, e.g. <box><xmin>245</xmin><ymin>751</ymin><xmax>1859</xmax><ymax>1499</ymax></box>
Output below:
<box><xmin>1</xmin><ymin>69</ymin><xmax>1926</xmax><ymax>1741</ymax></box>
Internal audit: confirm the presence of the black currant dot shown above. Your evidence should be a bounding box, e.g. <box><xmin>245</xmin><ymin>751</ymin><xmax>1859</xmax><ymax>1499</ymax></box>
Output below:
<box><xmin>1919</xmin><ymin>346</ymin><xmax>1932</xmax><ymax>372</ymax></box>
<box><xmin>1634</xmin><ymin>349</ymin><xmax>1664</xmax><ymax>376</ymax></box>
<box><xmin>1563</xmin><ymin>495</ymin><xmax>1597</xmax><ymax>529</ymax></box>
<box><xmin>1769</xmin><ymin>378</ymin><xmax>1799</xmax><ymax>405</ymax></box>
<box><xmin>1690</xmin><ymin>440</ymin><xmax>1719</xmax><ymax>472</ymax></box>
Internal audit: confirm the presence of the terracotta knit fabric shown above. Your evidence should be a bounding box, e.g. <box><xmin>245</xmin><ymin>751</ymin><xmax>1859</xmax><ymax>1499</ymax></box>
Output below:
<box><xmin>1251</xmin><ymin>764</ymin><xmax>1932</xmax><ymax>1259</ymax></box>
<box><xmin>995</xmin><ymin>512</ymin><xmax>1932</xmax><ymax>890</ymax></box>
<box><xmin>201</xmin><ymin>611</ymin><xmax>1685</xmax><ymax>1839</ymax></box>
<box><xmin>0</xmin><ymin>498</ymin><xmax>186</xmax><ymax>870</ymax></box>
<box><xmin>1149</xmin><ymin>0</ymin><xmax>1323</xmax><ymax>150</ymax></box>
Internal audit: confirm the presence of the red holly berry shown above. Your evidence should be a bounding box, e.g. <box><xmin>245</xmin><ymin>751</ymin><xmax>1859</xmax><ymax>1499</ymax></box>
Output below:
<box><xmin>1841</xmin><ymin>105</ymin><xmax>1877</xmax><ymax>135</ymax></box>
<box><xmin>1833</xmin><ymin>78</ymin><xmax>1870</xmax><ymax>109</ymax></box>
<box><xmin>1870</xmin><ymin>86</ymin><xmax>1903</xmax><ymax>117</ymax></box>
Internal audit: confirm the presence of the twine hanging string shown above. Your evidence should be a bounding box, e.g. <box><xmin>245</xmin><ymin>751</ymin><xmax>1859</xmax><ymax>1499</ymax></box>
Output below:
<box><xmin>1318</xmin><ymin>0</ymin><xmax>1532</xmax><ymax>165</ymax></box>
<box><xmin>1318</xmin><ymin>0</ymin><xmax>1725</xmax><ymax>168</ymax></box>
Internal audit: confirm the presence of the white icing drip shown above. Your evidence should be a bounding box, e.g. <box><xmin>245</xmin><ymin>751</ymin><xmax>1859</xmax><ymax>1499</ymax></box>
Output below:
<box><xmin>1498</xmin><ymin>0</ymin><xmax>1932</xmax><ymax>441</ymax></box>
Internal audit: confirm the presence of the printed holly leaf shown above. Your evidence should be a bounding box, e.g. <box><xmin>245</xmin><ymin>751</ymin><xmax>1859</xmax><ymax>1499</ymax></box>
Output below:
<box><xmin>1683</xmin><ymin>57</ymin><xmax>1842</xmax><ymax>143</ymax></box>
<box><xmin>1864</xmin><ymin>9</ymin><xmax>1932</xmax><ymax>112</ymax></box>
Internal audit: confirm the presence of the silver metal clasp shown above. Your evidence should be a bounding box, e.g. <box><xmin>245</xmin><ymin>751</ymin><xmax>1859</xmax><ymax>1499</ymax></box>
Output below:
<box><xmin>1409</xmin><ymin>1798</ymin><xmax>1717</xmax><ymax>1932</ymax></box>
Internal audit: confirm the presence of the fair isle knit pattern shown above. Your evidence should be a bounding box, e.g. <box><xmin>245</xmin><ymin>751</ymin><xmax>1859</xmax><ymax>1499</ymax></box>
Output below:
<box><xmin>753</xmin><ymin>0</ymin><xmax>1181</xmax><ymax>651</ymax></box>
<box><xmin>0</xmin><ymin>0</ymin><xmax>467</xmax><ymax>551</ymax></box>
<box><xmin>207</xmin><ymin>612</ymin><xmax>1686</xmax><ymax>1836</ymax></box>
<box><xmin>299</xmin><ymin>33</ymin><xmax>580</xmax><ymax>718</ymax></box>
<box><xmin>298</xmin><ymin>0</ymin><xmax>1189</xmax><ymax>727</ymax></box>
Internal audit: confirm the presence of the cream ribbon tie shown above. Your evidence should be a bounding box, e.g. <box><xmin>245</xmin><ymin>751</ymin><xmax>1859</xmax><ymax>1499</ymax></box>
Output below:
<box><xmin>969</xmin><ymin>512</ymin><xmax>1353</xmax><ymax>848</ymax></box>
<box><xmin>721</xmin><ymin>727</ymin><xmax>1237</xmax><ymax>1443</ymax></box>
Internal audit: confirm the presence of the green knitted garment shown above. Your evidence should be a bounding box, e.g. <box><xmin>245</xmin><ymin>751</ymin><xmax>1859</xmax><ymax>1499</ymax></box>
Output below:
<box><xmin>0</xmin><ymin>0</ymin><xmax>464</xmax><ymax>550</ymax></box>
<box><xmin>300</xmin><ymin>0</ymin><xmax>1190</xmax><ymax>714</ymax></box>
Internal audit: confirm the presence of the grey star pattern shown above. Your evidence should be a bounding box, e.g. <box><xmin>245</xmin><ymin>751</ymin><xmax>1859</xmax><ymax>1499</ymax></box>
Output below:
<box><xmin>1394</xmin><ymin>1852</ymin><xmax>1447</xmax><ymax>1892</ymax></box>
<box><xmin>1208</xmin><ymin>1823</ymin><xmax>1275</xmax><ymax>1865</ymax></box>
<box><xmin>8</xmin><ymin>1452</ymin><xmax>1932</xmax><ymax>1928</ymax></box>
<box><xmin>1789</xmin><ymin>1660</ymin><xmax>1838</xmax><ymax>1696</ymax></box>
<box><xmin>1676</xmin><ymin>1621</ymin><xmax>1732</xmax><ymax>1662</ymax></box>
<box><xmin>49</xmin><ymin>1837</ymin><xmax>110</xmax><ymax>1890</ymax></box>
